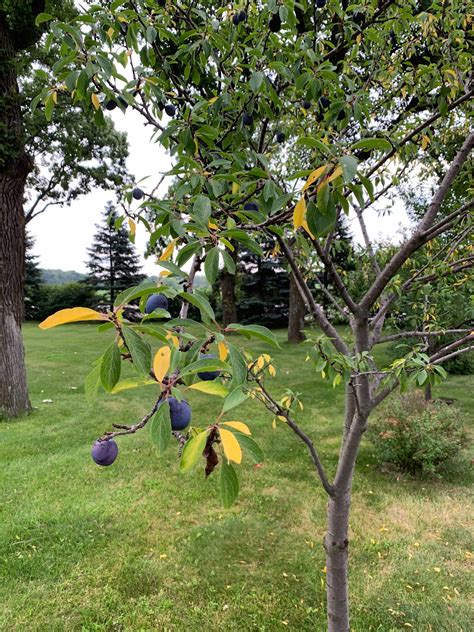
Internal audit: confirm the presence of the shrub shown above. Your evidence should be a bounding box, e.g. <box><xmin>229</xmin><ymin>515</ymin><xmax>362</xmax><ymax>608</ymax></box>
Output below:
<box><xmin>369</xmin><ymin>392</ymin><xmax>467</xmax><ymax>477</ymax></box>
<box><xmin>29</xmin><ymin>283</ymin><xmax>99</xmax><ymax>321</ymax></box>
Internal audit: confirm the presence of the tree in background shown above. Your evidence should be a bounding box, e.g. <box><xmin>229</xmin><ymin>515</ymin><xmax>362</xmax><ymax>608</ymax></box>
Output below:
<box><xmin>85</xmin><ymin>204</ymin><xmax>145</xmax><ymax>309</ymax></box>
<box><xmin>24</xmin><ymin>233</ymin><xmax>43</xmax><ymax>320</ymax></box>
<box><xmin>40</xmin><ymin>1</ymin><xmax>473</xmax><ymax>629</ymax></box>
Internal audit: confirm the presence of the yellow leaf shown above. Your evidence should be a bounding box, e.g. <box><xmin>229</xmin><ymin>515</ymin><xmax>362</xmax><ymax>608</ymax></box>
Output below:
<box><xmin>208</xmin><ymin>220</ymin><xmax>219</xmax><ymax>230</ymax></box>
<box><xmin>166</xmin><ymin>333</ymin><xmax>179</xmax><ymax>348</ymax></box>
<box><xmin>39</xmin><ymin>307</ymin><xmax>108</xmax><ymax>329</ymax></box>
<box><xmin>401</xmin><ymin>85</ymin><xmax>407</xmax><ymax>98</ymax></box>
<box><xmin>421</xmin><ymin>135</ymin><xmax>430</xmax><ymax>150</ymax></box>
<box><xmin>208</xmin><ymin>96</ymin><xmax>219</xmax><ymax>104</ymax></box>
<box><xmin>218</xmin><ymin>341</ymin><xmax>228</xmax><ymax>361</ymax></box>
<box><xmin>302</xmin><ymin>219</ymin><xmax>315</xmax><ymax>239</ymax></box>
<box><xmin>293</xmin><ymin>196</ymin><xmax>306</xmax><ymax>229</ymax></box>
<box><xmin>153</xmin><ymin>346</ymin><xmax>171</xmax><ymax>382</ymax></box>
<box><xmin>128</xmin><ymin>218</ymin><xmax>136</xmax><ymax>236</ymax></box>
<box><xmin>268</xmin><ymin>365</ymin><xmax>276</xmax><ymax>377</ymax></box>
<box><xmin>257</xmin><ymin>355</ymin><xmax>265</xmax><ymax>369</ymax></box>
<box><xmin>272</xmin><ymin>419</ymin><xmax>277</xmax><ymax>429</ymax></box>
<box><xmin>159</xmin><ymin>270</ymin><xmax>171</xmax><ymax>277</ymax></box>
<box><xmin>107</xmin><ymin>26</ymin><xmax>114</xmax><ymax>38</ymax></box>
<box><xmin>52</xmin><ymin>90</ymin><xmax>58</xmax><ymax>104</ymax></box>
<box><xmin>220</xmin><ymin>428</ymin><xmax>242</xmax><ymax>463</ymax></box>
<box><xmin>91</xmin><ymin>93</ymin><xmax>101</xmax><ymax>110</ymax></box>
<box><xmin>325</xmin><ymin>165</ymin><xmax>343</xmax><ymax>185</ymax></box>
<box><xmin>302</xmin><ymin>165</ymin><xmax>327</xmax><ymax>191</ymax></box>
<box><xmin>232</xmin><ymin>182</ymin><xmax>240</xmax><ymax>195</ymax></box>
<box><xmin>159</xmin><ymin>239</ymin><xmax>176</xmax><ymax>261</ymax></box>
<box><xmin>222</xmin><ymin>421</ymin><xmax>251</xmax><ymax>435</ymax></box>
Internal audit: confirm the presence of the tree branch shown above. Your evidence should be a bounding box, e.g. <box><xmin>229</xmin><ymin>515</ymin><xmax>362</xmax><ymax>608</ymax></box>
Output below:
<box><xmin>377</xmin><ymin>329</ymin><xmax>472</xmax><ymax>345</ymax></box>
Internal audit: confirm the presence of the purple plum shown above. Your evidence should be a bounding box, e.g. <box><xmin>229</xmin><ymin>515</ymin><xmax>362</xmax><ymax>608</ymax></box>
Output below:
<box><xmin>198</xmin><ymin>354</ymin><xmax>221</xmax><ymax>381</ymax></box>
<box><xmin>91</xmin><ymin>439</ymin><xmax>118</xmax><ymax>466</ymax></box>
<box><xmin>145</xmin><ymin>293</ymin><xmax>169</xmax><ymax>314</ymax></box>
<box><xmin>162</xmin><ymin>397</ymin><xmax>191</xmax><ymax>431</ymax></box>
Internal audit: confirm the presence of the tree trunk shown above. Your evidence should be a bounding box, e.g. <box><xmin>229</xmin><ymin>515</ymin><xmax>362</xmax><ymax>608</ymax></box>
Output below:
<box><xmin>221</xmin><ymin>244</ymin><xmax>238</xmax><ymax>327</ymax></box>
<box><xmin>0</xmin><ymin>13</ymin><xmax>33</xmax><ymax>417</ymax></box>
<box><xmin>325</xmin><ymin>492</ymin><xmax>350</xmax><ymax>632</ymax></box>
<box><xmin>288</xmin><ymin>272</ymin><xmax>306</xmax><ymax>342</ymax></box>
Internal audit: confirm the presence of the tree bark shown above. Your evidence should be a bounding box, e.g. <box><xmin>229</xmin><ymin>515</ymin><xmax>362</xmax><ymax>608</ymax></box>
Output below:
<box><xmin>0</xmin><ymin>13</ymin><xmax>33</xmax><ymax>417</ymax></box>
<box><xmin>325</xmin><ymin>493</ymin><xmax>350</xmax><ymax>632</ymax></box>
<box><xmin>288</xmin><ymin>271</ymin><xmax>306</xmax><ymax>342</ymax></box>
<box><xmin>221</xmin><ymin>244</ymin><xmax>238</xmax><ymax>327</ymax></box>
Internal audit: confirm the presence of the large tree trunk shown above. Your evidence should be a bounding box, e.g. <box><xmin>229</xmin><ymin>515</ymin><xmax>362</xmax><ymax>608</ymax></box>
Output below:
<box><xmin>288</xmin><ymin>272</ymin><xmax>306</xmax><ymax>342</ymax></box>
<box><xmin>221</xmin><ymin>244</ymin><xmax>238</xmax><ymax>327</ymax></box>
<box><xmin>0</xmin><ymin>13</ymin><xmax>33</xmax><ymax>417</ymax></box>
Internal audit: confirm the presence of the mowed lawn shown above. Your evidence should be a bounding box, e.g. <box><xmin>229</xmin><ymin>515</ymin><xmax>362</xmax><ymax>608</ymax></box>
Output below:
<box><xmin>0</xmin><ymin>323</ymin><xmax>472</xmax><ymax>631</ymax></box>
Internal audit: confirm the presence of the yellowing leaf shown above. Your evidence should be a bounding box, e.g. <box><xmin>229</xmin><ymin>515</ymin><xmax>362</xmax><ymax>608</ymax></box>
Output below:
<box><xmin>208</xmin><ymin>220</ymin><xmax>219</xmax><ymax>230</ymax></box>
<box><xmin>166</xmin><ymin>333</ymin><xmax>179</xmax><ymax>348</ymax></box>
<box><xmin>218</xmin><ymin>341</ymin><xmax>228</xmax><ymax>361</ymax></box>
<box><xmin>325</xmin><ymin>165</ymin><xmax>343</xmax><ymax>185</ymax></box>
<box><xmin>220</xmin><ymin>428</ymin><xmax>242</xmax><ymax>463</ymax></box>
<box><xmin>257</xmin><ymin>355</ymin><xmax>265</xmax><ymax>369</ymax></box>
<box><xmin>91</xmin><ymin>93</ymin><xmax>101</xmax><ymax>110</ymax></box>
<box><xmin>159</xmin><ymin>270</ymin><xmax>171</xmax><ymax>277</ymax></box>
<box><xmin>189</xmin><ymin>381</ymin><xmax>228</xmax><ymax>397</ymax></box>
<box><xmin>153</xmin><ymin>346</ymin><xmax>171</xmax><ymax>382</ymax></box>
<box><xmin>421</xmin><ymin>135</ymin><xmax>430</xmax><ymax>150</ymax></box>
<box><xmin>222</xmin><ymin>421</ymin><xmax>251</xmax><ymax>435</ymax></box>
<box><xmin>293</xmin><ymin>196</ymin><xmax>306</xmax><ymax>229</ymax></box>
<box><xmin>128</xmin><ymin>218</ymin><xmax>136</xmax><ymax>236</ymax></box>
<box><xmin>268</xmin><ymin>365</ymin><xmax>276</xmax><ymax>377</ymax></box>
<box><xmin>107</xmin><ymin>26</ymin><xmax>114</xmax><ymax>38</ymax></box>
<box><xmin>208</xmin><ymin>96</ymin><xmax>219</xmax><ymax>105</ymax></box>
<box><xmin>302</xmin><ymin>165</ymin><xmax>327</xmax><ymax>191</ymax></box>
<box><xmin>272</xmin><ymin>419</ymin><xmax>277</xmax><ymax>429</ymax></box>
<box><xmin>52</xmin><ymin>90</ymin><xmax>58</xmax><ymax>104</ymax></box>
<box><xmin>159</xmin><ymin>239</ymin><xmax>177</xmax><ymax>261</ymax></box>
<box><xmin>39</xmin><ymin>307</ymin><xmax>108</xmax><ymax>329</ymax></box>
<box><xmin>302</xmin><ymin>219</ymin><xmax>315</xmax><ymax>239</ymax></box>
<box><xmin>232</xmin><ymin>182</ymin><xmax>240</xmax><ymax>195</ymax></box>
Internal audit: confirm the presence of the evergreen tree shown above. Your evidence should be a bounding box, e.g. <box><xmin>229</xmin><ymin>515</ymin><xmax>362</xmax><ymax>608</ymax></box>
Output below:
<box><xmin>24</xmin><ymin>233</ymin><xmax>43</xmax><ymax>320</ymax></box>
<box><xmin>85</xmin><ymin>204</ymin><xmax>145</xmax><ymax>309</ymax></box>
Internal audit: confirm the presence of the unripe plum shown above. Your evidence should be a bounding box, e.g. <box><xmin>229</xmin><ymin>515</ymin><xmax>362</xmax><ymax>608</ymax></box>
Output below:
<box><xmin>198</xmin><ymin>354</ymin><xmax>221</xmax><ymax>381</ymax></box>
<box><xmin>91</xmin><ymin>439</ymin><xmax>118</xmax><ymax>466</ymax></box>
<box><xmin>145</xmin><ymin>294</ymin><xmax>169</xmax><ymax>314</ymax></box>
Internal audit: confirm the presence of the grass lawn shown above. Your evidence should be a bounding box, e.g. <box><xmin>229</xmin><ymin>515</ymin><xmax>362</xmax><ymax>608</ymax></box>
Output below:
<box><xmin>0</xmin><ymin>323</ymin><xmax>472</xmax><ymax>631</ymax></box>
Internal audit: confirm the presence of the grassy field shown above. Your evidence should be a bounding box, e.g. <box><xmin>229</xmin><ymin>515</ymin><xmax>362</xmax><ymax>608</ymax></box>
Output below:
<box><xmin>0</xmin><ymin>323</ymin><xmax>472</xmax><ymax>631</ymax></box>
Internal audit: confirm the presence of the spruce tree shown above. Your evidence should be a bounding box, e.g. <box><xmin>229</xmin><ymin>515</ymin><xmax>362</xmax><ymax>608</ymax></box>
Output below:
<box><xmin>86</xmin><ymin>204</ymin><xmax>145</xmax><ymax>309</ymax></box>
<box><xmin>24</xmin><ymin>233</ymin><xmax>43</xmax><ymax>320</ymax></box>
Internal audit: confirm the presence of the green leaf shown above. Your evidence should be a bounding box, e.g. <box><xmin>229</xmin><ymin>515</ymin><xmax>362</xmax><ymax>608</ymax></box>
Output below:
<box><xmin>227</xmin><ymin>342</ymin><xmax>248</xmax><ymax>390</ymax></box>
<box><xmin>149</xmin><ymin>403</ymin><xmax>172</xmax><ymax>456</ymax></box>
<box><xmin>122</xmin><ymin>326</ymin><xmax>152</xmax><ymax>375</ymax></box>
<box><xmin>223</xmin><ymin>429</ymin><xmax>264</xmax><ymax>464</ymax></box>
<box><xmin>317</xmin><ymin>182</ymin><xmax>329</xmax><ymax>213</ymax></box>
<box><xmin>180</xmin><ymin>430</ymin><xmax>208</xmax><ymax>472</ymax></box>
<box><xmin>220</xmin><ymin>460</ymin><xmax>239</xmax><ymax>508</ymax></box>
<box><xmin>132</xmin><ymin>324</ymin><xmax>168</xmax><ymax>343</ymax></box>
<box><xmin>225</xmin><ymin>323</ymin><xmax>280</xmax><ymax>347</ymax></box>
<box><xmin>193</xmin><ymin>195</ymin><xmax>212</xmax><ymax>223</ymax></box>
<box><xmin>296</xmin><ymin>137</ymin><xmax>332</xmax><ymax>155</ymax></box>
<box><xmin>84</xmin><ymin>363</ymin><xmax>102</xmax><ymax>403</ymax></box>
<box><xmin>222</xmin><ymin>387</ymin><xmax>249</xmax><ymax>413</ymax></box>
<box><xmin>179</xmin><ymin>357</ymin><xmax>228</xmax><ymax>379</ymax></box>
<box><xmin>35</xmin><ymin>12</ymin><xmax>54</xmax><ymax>25</ymax></box>
<box><xmin>180</xmin><ymin>291</ymin><xmax>215</xmax><ymax>323</ymax></box>
<box><xmin>204</xmin><ymin>247</ymin><xmax>220</xmax><ymax>285</ymax></box>
<box><xmin>351</xmin><ymin>138</ymin><xmax>392</xmax><ymax>152</ymax></box>
<box><xmin>100</xmin><ymin>342</ymin><xmax>121</xmax><ymax>392</ymax></box>
<box><xmin>222</xmin><ymin>250</ymin><xmax>236</xmax><ymax>274</ymax></box>
<box><xmin>339</xmin><ymin>156</ymin><xmax>358</xmax><ymax>184</ymax></box>
<box><xmin>114</xmin><ymin>282</ymin><xmax>165</xmax><ymax>308</ymax></box>
<box><xmin>249</xmin><ymin>71</ymin><xmax>264</xmax><ymax>92</ymax></box>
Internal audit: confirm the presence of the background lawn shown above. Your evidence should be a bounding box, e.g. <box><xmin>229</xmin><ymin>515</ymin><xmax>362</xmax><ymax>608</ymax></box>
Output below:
<box><xmin>0</xmin><ymin>323</ymin><xmax>472</xmax><ymax>631</ymax></box>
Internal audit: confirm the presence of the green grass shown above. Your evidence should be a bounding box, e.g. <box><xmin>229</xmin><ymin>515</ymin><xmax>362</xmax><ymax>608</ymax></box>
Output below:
<box><xmin>0</xmin><ymin>323</ymin><xmax>472</xmax><ymax>631</ymax></box>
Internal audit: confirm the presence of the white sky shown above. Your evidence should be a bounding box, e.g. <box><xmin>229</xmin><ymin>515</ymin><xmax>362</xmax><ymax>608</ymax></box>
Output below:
<box><xmin>29</xmin><ymin>109</ymin><xmax>411</xmax><ymax>275</ymax></box>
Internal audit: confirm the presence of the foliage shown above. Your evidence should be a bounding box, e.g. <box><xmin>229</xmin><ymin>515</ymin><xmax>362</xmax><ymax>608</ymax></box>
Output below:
<box><xmin>85</xmin><ymin>203</ymin><xmax>146</xmax><ymax>308</ymax></box>
<box><xmin>30</xmin><ymin>282</ymin><xmax>99</xmax><ymax>322</ymax></box>
<box><xmin>24</xmin><ymin>233</ymin><xmax>43</xmax><ymax>320</ymax></box>
<box><xmin>370</xmin><ymin>392</ymin><xmax>468</xmax><ymax>476</ymax></box>
<box><xmin>39</xmin><ymin>268</ymin><xmax>85</xmax><ymax>285</ymax></box>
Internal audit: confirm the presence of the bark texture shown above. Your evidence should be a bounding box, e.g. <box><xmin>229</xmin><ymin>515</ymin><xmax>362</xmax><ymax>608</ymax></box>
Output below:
<box><xmin>0</xmin><ymin>11</ymin><xmax>34</xmax><ymax>417</ymax></box>
<box><xmin>287</xmin><ymin>271</ymin><xmax>306</xmax><ymax>342</ymax></box>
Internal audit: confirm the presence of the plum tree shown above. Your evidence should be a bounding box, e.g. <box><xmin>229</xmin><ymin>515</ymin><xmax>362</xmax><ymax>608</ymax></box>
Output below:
<box><xmin>38</xmin><ymin>1</ymin><xmax>473</xmax><ymax>629</ymax></box>
<box><xmin>145</xmin><ymin>293</ymin><xmax>169</xmax><ymax>314</ymax></box>
<box><xmin>91</xmin><ymin>439</ymin><xmax>118</xmax><ymax>466</ymax></box>
<box><xmin>197</xmin><ymin>354</ymin><xmax>221</xmax><ymax>381</ymax></box>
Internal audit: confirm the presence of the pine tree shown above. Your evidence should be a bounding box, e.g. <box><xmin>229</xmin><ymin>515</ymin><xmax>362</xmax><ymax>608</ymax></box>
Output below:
<box><xmin>85</xmin><ymin>203</ymin><xmax>145</xmax><ymax>309</ymax></box>
<box><xmin>24</xmin><ymin>233</ymin><xmax>43</xmax><ymax>320</ymax></box>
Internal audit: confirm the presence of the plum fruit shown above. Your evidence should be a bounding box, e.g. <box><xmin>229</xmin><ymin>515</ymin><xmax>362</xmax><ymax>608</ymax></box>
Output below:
<box><xmin>269</xmin><ymin>13</ymin><xmax>282</xmax><ymax>32</ymax></box>
<box><xmin>164</xmin><ymin>397</ymin><xmax>192</xmax><ymax>431</ymax></box>
<box><xmin>105</xmin><ymin>99</ymin><xmax>117</xmax><ymax>111</ymax></box>
<box><xmin>244</xmin><ymin>201</ymin><xmax>259</xmax><ymax>212</ymax></box>
<box><xmin>243</xmin><ymin>112</ymin><xmax>254</xmax><ymax>126</ymax></box>
<box><xmin>302</xmin><ymin>99</ymin><xmax>312</xmax><ymax>109</ymax></box>
<box><xmin>145</xmin><ymin>294</ymin><xmax>169</xmax><ymax>314</ymax></box>
<box><xmin>164</xmin><ymin>103</ymin><xmax>176</xmax><ymax>116</ymax></box>
<box><xmin>91</xmin><ymin>439</ymin><xmax>118</xmax><ymax>466</ymax></box>
<box><xmin>197</xmin><ymin>354</ymin><xmax>221</xmax><ymax>381</ymax></box>
<box><xmin>276</xmin><ymin>131</ymin><xmax>285</xmax><ymax>143</ymax></box>
<box><xmin>132</xmin><ymin>187</ymin><xmax>144</xmax><ymax>200</ymax></box>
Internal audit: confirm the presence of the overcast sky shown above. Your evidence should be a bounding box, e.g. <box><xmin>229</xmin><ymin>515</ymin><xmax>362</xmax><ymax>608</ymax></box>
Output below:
<box><xmin>29</xmin><ymin>107</ymin><xmax>411</xmax><ymax>276</ymax></box>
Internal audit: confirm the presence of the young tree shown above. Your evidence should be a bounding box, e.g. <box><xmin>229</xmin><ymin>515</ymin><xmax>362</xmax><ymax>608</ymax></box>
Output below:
<box><xmin>85</xmin><ymin>204</ymin><xmax>145</xmax><ymax>309</ymax></box>
<box><xmin>39</xmin><ymin>2</ymin><xmax>473</xmax><ymax>629</ymax></box>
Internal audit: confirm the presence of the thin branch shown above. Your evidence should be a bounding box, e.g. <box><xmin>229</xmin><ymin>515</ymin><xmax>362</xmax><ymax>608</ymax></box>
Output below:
<box><xmin>179</xmin><ymin>254</ymin><xmax>202</xmax><ymax>319</ymax></box>
<box><xmin>255</xmin><ymin>377</ymin><xmax>334</xmax><ymax>496</ymax></box>
<box><xmin>102</xmin><ymin>395</ymin><xmax>162</xmax><ymax>440</ymax></box>
<box><xmin>429</xmin><ymin>333</ymin><xmax>473</xmax><ymax>362</ymax></box>
<box><xmin>312</xmin><ymin>237</ymin><xmax>359</xmax><ymax>315</ymax></box>
<box><xmin>354</xmin><ymin>205</ymin><xmax>381</xmax><ymax>275</ymax></box>
<box><xmin>360</xmin><ymin>130</ymin><xmax>474</xmax><ymax>311</ymax></box>
<box><xmin>432</xmin><ymin>345</ymin><xmax>474</xmax><ymax>365</ymax></box>
<box><xmin>377</xmin><ymin>329</ymin><xmax>472</xmax><ymax>345</ymax></box>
